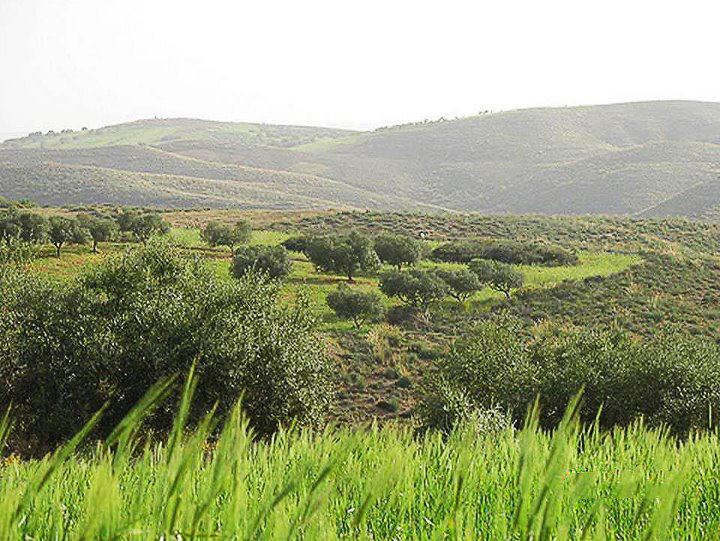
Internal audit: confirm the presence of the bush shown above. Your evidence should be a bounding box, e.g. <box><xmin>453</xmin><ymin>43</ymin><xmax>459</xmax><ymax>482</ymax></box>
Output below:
<box><xmin>231</xmin><ymin>245</ymin><xmax>292</xmax><ymax>280</ymax></box>
<box><xmin>374</xmin><ymin>234</ymin><xmax>423</xmax><ymax>270</ymax></box>
<box><xmin>281</xmin><ymin>235</ymin><xmax>311</xmax><ymax>253</ymax></box>
<box><xmin>380</xmin><ymin>268</ymin><xmax>448</xmax><ymax>316</ymax></box>
<box><xmin>469</xmin><ymin>259</ymin><xmax>524</xmax><ymax>298</ymax></box>
<box><xmin>431</xmin><ymin>241</ymin><xmax>486</xmax><ymax>263</ymax></box>
<box><xmin>422</xmin><ymin>320</ymin><xmax>720</xmax><ymax>435</ymax></box>
<box><xmin>0</xmin><ymin>241</ymin><xmax>331</xmax><ymax>454</ymax></box>
<box><xmin>435</xmin><ymin>267</ymin><xmax>482</xmax><ymax>302</ymax></box>
<box><xmin>305</xmin><ymin>231</ymin><xmax>380</xmax><ymax>281</ymax></box>
<box><xmin>326</xmin><ymin>285</ymin><xmax>385</xmax><ymax>328</ymax></box>
<box><xmin>432</xmin><ymin>240</ymin><xmax>578</xmax><ymax>266</ymax></box>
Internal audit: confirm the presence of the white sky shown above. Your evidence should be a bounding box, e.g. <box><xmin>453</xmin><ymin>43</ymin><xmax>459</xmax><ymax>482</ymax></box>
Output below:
<box><xmin>1</xmin><ymin>0</ymin><xmax>719</xmax><ymax>134</ymax></box>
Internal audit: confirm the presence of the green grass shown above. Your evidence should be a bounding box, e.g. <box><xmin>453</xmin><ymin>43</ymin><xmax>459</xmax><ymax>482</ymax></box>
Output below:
<box><xmin>0</xmin><ymin>388</ymin><xmax>716</xmax><ymax>539</ymax></box>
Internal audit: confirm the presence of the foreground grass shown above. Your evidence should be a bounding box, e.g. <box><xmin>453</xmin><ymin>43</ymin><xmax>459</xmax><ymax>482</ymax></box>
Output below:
<box><xmin>1</xmin><ymin>397</ymin><xmax>717</xmax><ymax>539</ymax></box>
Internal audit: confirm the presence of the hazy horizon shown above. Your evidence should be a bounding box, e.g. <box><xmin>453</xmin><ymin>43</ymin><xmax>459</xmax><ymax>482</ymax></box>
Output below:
<box><xmin>2</xmin><ymin>0</ymin><xmax>720</xmax><ymax>134</ymax></box>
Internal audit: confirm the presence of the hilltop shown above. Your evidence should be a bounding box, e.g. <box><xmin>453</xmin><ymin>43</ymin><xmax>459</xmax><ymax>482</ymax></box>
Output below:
<box><xmin>2</xmin><ymin>101</ymin><xmax>720</xmax><ymax>215</ymax></box>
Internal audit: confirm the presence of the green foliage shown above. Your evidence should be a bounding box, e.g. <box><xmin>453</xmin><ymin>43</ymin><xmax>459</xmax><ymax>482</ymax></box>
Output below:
<box><xmin>432</xmin><ymin>239</ymin><xmax>578</xmax><ymax>266</ymax></box>
<box><xmin>326</xmin><ymin>284</ymin><xmax>385</xmax><ymax>328</ymax></box>
<box><xmin>0</xmin><ymin>242</ymin><xmax>331</xmax><ymax>452</ymax></box>
<box><xmin>305</xmin><ymin>231</ymin><xmax>380</xmax><ymax>281</ymax></box>
<box><xmin>281</xmin><ymin>234</ymin><xmax>310</xmax><ymax>253</ymax></box>
<box><xmin>380</xmin><ymin>268</ymin><xmax>449</xmax><ymax>314</ymax></box>
<box><xmin>127</xmin><ymin>212</ymin><xmax>170</xmax><ymax>243</ymax></box>
<box><xmin>231</xmin><ymin>244</ymin><xmax>292</xmax><ymax>280</ymax></box>
<box><xmin>17</xmin><ymin>212</ymin><xmax>48</xmax><ymax>244</ymax></box>
<box><xmin>435</xmin><ymin>267</ymin><xmax>482</xmax><ymax>302</ymax></box>
<box><xmin>373</xmin><ymin>233</ymin><xmax>423</xmax><ymax>270</ymax></box>
<box><xmin>47</xmin><ymin>216</ymin><xmax>86</xmax><ymax>257</ymax></box>
<box><xmin>202</xmin><ymin>220</ymin><xmax>252</xmax><ymax>249</ymax></box>
<box><xmin>85</xmin><ymin>216</ymin><xmax>118</xmax><ymax>252</ymax></box>
<box><xmin>0</xmin><ymin>208</ymin><xmax>21</xmax><ymax>245</ymax></box>
<box><xmin>469</xmin><ymin>259</ymin><xmax>524</xmax><ymax>298</ymax></box>
<box><xmin>425</xmin><ymin>320</ymin><xmax>720</xmax><ymax>434</ymax></box>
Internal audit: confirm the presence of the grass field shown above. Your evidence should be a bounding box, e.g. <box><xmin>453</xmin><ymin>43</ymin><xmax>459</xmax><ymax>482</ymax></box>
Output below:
<box><xmin>0</xmin><ymin>391</ymin><xmax>717</xmax><ymax>539</ymax></box>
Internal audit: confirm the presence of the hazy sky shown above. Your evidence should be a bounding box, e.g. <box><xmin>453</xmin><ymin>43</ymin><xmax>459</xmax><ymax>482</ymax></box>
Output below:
<box><xmin>1</xmin><ymin>0</ymin><xmax>719</xmax><ymax>134</ymax></box>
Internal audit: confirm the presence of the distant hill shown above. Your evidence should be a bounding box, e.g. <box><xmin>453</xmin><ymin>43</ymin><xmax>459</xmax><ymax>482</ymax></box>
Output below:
<box><xmin>2</xmin><ymin>101</ymin><xmax>720</xmax><ymax>215</ymax></box>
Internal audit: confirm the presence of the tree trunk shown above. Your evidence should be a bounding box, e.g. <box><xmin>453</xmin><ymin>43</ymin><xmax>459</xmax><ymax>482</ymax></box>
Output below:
<box><xmin>92</xmin><ymin>240</ymin><xmax>98</xmax><ymax>253</ymax></box>
<box><xmin>55</xmin><ymin>244</ymin><xmax>61</xmax><ymax>258</ymax></box>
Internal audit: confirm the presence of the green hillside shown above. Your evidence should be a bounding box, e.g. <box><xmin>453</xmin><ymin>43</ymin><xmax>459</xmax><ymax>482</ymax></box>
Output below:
<box><xmin>2</xmin><ymin>101</ymin><xmax>720</xmax><ymax>214</ymax></box>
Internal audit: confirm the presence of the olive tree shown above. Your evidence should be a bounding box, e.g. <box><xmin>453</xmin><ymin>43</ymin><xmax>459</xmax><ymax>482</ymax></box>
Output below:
<box><xmin>305</xmin><ymin>231</ymin><xmax>380</xmax><ymax>282</ymax></box>
<box><xmin>469</xmin><ymin>259</ymin><xmax>524</xmax><ymax>298</ymax></box>
<box><xmin>435</xmin><ymin>267</ymin><xmax>482</xmax><ymax>302</ymax></box>
<box><xmin>18</xmin><ymin>212</ymin><xmax>48</xmax><ymax>244</ymax></box>
<box><xmin>380</xmin><ymin>268</ymin><xmax>448</xmax><ymax>316</ymax></box>
<box><xmin>374</xmin><ymin>233</ymin><xmax>423</xmax><ymax>270</ymax></box>
<box><xmin>0</xmin><ymin>208</ymin><xmax>21</xmax><ymax>245</ymax></box>
<box><xmin>202</xmin><ymin>220</ymin><xmax>252</xmax><ymax>250</ymax></box>
<box><xmin>326</xmin><ymin>285</ymin><xmax>385</xmax><ymax>329</ymax></box>
<box><xmin>231</xmin><ymin>245</ymin><xmax>292</xmax><ymax>280</ymax></box>
<box><xmin>48</xmin><ymin>216</ymin><xmax>85</xmax><ymax>257</ymax></box>
<box><xmin>128</xmin><ymin>213</ymin><xmax>170</xmax><ymax>244</ymax></box>
<box><xmin>86</xmin><ymin>217</ymin><xmax>118</xmax><ymax>253</ymax></box>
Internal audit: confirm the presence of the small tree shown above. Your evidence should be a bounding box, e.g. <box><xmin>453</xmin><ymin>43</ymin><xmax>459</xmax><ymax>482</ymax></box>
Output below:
<box><xmin>48</xmin><ymin>216</ymin><xmax>77</xmax><ymax>257</ymax></box>
<box><xmin>86</xmin><ymin>217</ymin><xmax>118</xmax><ymax>253</ymax></box>
<box><xmin>128</xmin><ymin>213</ymin><xmax>169</xmax><ymax>244</ymax></box>
<box><xmin>0</xmin><ymin>209</ymin><xmax>21</xmax><ymax>245</ymax></box>
<box><xmin>18</xmin><ymin>212</ymin><xmax>48</xmax><ymax>244</ymax></box>
<box><xmin>469</xmin><ymin>259</ymin><xmax>524</xmax><ymax>298</ymax></box>
<box><xmin>374</xmin><ymin>233</ymin><xmax>423</xmax><ymax>270</ymax></box>
<box><xmin>380</xmin><ymin>268</ymin><xmax>449</xmax><ymax>316</ymax></box>
<box><xmin>435</xmin><ymin>267</ymin><xmax>482</xmax><ymax>302</ymax></box>
<box><xmin>232</xmin><ymin>245</ymin><xmax>293</xmax><ymax>280</ymax></box>
<box><xmin>326</xmin><ymin>285</ymin><xmax>385</xmax><ymax>329</ymax></box>
<box><xmin>202</xmin><ymin>220</ymin><xmax>252</xmax><ymax>250</ymax></box>
<box><xmin>305</xmin><ymin>231</ymin><xmax>380</xmax><ymax>282</ymax></box>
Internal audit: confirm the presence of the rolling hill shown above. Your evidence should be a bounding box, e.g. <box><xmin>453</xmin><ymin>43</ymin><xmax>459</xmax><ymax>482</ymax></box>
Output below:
<box><xmin>2</xmin><ymin>101</ymin><xmax>720</xmax><ymax>215</ymax></box>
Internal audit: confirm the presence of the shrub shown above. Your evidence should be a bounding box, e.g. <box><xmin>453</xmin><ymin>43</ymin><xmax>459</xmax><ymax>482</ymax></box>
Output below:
<box><xmin>477</xmin><ymin>240</ymin><xmax>578</xmax><ymax>266</ymax></box>
<box><xmin>0</xmin><ymin>241</ymin><xmax>331</xmax><ymax>453</ymax></box>
<box><xmin>281</xmin><ymin>235</ymin><xmax>311</xmax><ymax>253</ymax></box>
<box><xmin>380</xmin><ymin>268</ymin><xmax>448</xmax><ymax>316</ymax></box>
<box><xmin>431</xmin><ymin>241</ymin><xmax>486</xmax><ymax>263</ymax></box>
<box><xmin>432</xmin><ymin>240</ymin><xmax>578</xmax><ymax>266</ymax></box>
<box><xmin>435</xmin><ymin>267</ymin><xmax>482</xmax><ymax>302</ymax></box>
<box><xmin>231</xmin><ymin>245</ymin><xmax>292</xmax><ymax>280</ymax></box>
<box><xmin>469</xmin><ymin>259</ymin><xmax>524</xmax><ymax>298</ymax></box>
<box><xmin>326</xmin><ymin>285</ymin><xmax>385</xmax><ymax>328</ymax></box>
<box><xmin>423</xmin><ymin>320</ymin><xmax>720</xmax><ymax>434</ymax></box>
<box><xmin>305</xmin><ymin>231</ymin><xmax>380</xmax><ymax>282</ymax></box>
<box><xmin>374</xmin><ymin>234</ymin><xmax>423</xmax><ymax>270</ymax></box>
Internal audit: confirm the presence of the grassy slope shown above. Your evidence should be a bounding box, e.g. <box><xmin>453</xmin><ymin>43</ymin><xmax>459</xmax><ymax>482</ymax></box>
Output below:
<box><xmin>0</xmin><ymin>160</ymin><xmax>428</xmax><ymax>211</ymax></box>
